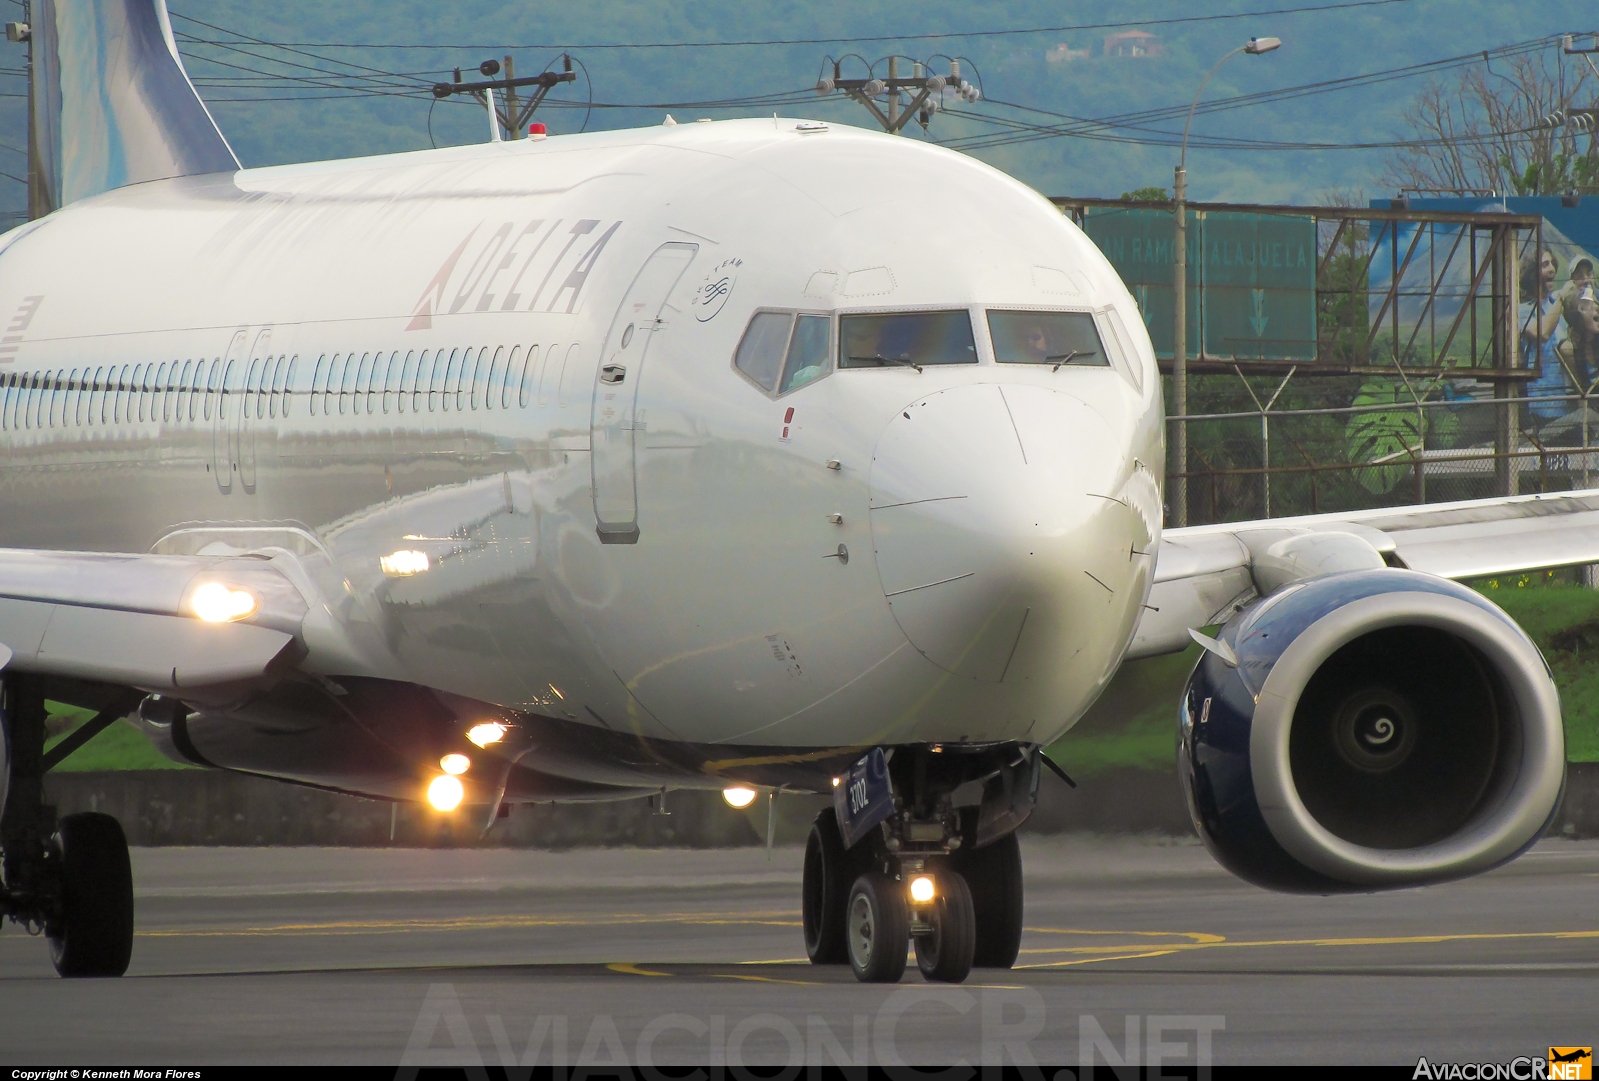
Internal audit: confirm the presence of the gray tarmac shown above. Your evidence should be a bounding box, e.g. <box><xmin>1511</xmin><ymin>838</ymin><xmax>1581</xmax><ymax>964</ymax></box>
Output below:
<box><xmin>0</xmin><ymin>835</ymin><xmax>1595</xmax><ymax>1067</ymax></box>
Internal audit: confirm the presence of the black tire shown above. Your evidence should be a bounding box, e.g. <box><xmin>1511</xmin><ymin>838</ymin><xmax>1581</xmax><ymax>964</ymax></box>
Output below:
<box><xmin>955</xmin><ymin>831</ymin><xmax>1024</xmax><ymax>968</ymax></box>
<box><xmin>803</xmin><ymin>808</ymin><xmax>853</xmax><ymax>964</ymax></box>
<box><xmin>914</xmin><ymin>872</ymin><xmax>976</xmax><ymax>983</ymax></box>
<box><xmin>846</xmin><ymin>872</ymin><xmax>908</xmax><ymax>983</ymax></box>
<box><xmin>49</xmin><ymin>812</ymin><xmax>134</xmax><ymax>978</ymax></box>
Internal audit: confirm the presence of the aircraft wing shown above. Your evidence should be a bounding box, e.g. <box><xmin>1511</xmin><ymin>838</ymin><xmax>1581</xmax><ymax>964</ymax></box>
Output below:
<box><xmin>1129</xmin><ymin>488</ymin><xmax>1599</xmax><ymax>659</ymax></box>
<box><xmin>0</xmin><ymin>549</ymin><xmax>308</xmax><ymax>699</ymax></box>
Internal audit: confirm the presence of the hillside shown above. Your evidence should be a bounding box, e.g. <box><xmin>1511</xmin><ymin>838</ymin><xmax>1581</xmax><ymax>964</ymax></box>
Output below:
<box><xmin>0</xmin><ymin>0</ymin><xmax>1591</xmax><ymax>225</ymax></box>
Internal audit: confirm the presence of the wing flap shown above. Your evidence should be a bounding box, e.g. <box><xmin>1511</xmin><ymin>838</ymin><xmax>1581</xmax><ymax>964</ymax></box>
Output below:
<box><xmin>0</xmin><ymin>547</ymin><xmax>309</xmax><ymax>695</ymax></box>
<box><xmin>1377</xmin><ymin>507</ymin><xmax>1599</xmax><ymax>579</ymax></box>
<box><xmin>0</xmin><ymin>597</ymin><xmax>298</xmax><ymax>691</ymax></box>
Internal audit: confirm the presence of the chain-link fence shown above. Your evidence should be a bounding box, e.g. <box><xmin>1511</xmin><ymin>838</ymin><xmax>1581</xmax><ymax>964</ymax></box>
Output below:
<box><xmin>1050</xmin><ymin>197</ymin><xmax>1597</xmax><ymax>525</ymax></box>
<box><xmin>1173</xmin><ymin>389</ymin><xmax>1599</xmax><ymax>524</ymax></box>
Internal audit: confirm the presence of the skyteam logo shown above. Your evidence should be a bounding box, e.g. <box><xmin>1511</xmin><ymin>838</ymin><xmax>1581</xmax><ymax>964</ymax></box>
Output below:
<box><xmin>691</xmin><ymin>257</ymin><xmax>741</xmax><ymax>322</ymax></box>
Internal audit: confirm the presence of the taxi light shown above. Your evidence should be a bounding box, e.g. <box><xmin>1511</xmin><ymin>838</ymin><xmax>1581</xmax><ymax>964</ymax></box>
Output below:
<box><xmin>722</xmin><ymin>786</ymin><xmax>757</xmax><ymax>809</ymax></box>
<box><xmin>190</xmin><ymin>582</ymin><xmax>258</xmax><ymax>623</ymax></box>
<box><xmin>427</xmin><ymin>774</ymin><xmax>464</xmax><ymax>811</ymax></box>
<box><xmin>467</xmin><ymin>722</ymin><xmax>507</xmax><ymax>748</ymax></box>
<box><xmin>380</xmin><ymin>550</ymin><xmax>430</xmax><ymax>577</ymax></box>
<box><xmin>909</xmin><ymin>875</ymin><xmax>935</xmax><ymax>903</ymax></box>
<box><xmin>440</xmin><ymin>753</ymin><xmax>471</xmax><ymax>775</ymax></box>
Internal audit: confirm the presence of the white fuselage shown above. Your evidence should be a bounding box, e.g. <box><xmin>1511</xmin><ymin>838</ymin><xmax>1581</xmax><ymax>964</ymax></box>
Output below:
<box><xmin>0</xmin><ymin>118</ymin><xmax>1164</xmax><ymax>754</ymax></box>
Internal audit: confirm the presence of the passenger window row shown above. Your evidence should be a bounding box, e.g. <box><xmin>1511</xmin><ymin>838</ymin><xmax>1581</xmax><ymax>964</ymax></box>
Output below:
<box><xmin>307</xmin><ymin>345</ymin><xmax>535</xmax><ymax>416</ymax></box>
<box><xmin>0</xmin><ymin>344</ymin><xmax>545</xmax><ymax>432</ymax></box>
<box><xmin>0</xmin><ymin>357</ymin><xmax>270</xmax><ymax>432</ymax></box>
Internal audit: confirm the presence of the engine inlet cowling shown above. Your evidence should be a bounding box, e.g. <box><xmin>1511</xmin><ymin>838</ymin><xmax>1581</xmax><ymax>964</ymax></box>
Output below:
<box><xmin>1178</xmin><ymin>569</ymin><xmax>1565</xmax><ymax>893</ymax></box>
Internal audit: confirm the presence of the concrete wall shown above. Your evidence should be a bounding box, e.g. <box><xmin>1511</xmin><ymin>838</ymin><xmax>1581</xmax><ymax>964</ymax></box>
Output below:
<box><xmin>42</xmin><ymin>762</ymin><xmax>1599</xmax><ymax>847</ymax></box>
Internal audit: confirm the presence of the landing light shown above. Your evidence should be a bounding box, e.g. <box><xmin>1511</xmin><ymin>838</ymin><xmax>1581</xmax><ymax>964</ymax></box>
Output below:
<box><xmin>467</xmin><ymin>722</ymin><xmax>507</xmax><ymax>747</ymax></box>
<box><xmin>723</xmin><ymin>786</ymin><xmax>757</xmax><ymax>809</ymax></box>
<box><xmin>440</xmin><ymin>753</ymin><xmax>471</xmax><ymax>775</ymax></box>
<box><xmin>380</xmin><ymin>550</ymin><xmax>430</xmax><ymax>577</ymax></box>
<box><xmin>427</xmin><ymin>773</ymin><xmax>465</xmax><ymax>811</ymax></box>
<box><xmin>909</xmin><ymin>875</ymin><xmax>935</xmax><ymax>903</ymax></box>
<box><xmin>190</xmin><ymin>582</ymin><xmax>258</xmax><ymax>623</ymax></box>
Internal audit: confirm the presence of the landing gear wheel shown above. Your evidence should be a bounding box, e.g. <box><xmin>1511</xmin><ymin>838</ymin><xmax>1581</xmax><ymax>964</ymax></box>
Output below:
<box><xmin>955</xmin><ymin>832</ymin><xmax>1024</xmax><ymax>968</ymax></box>
<box><xmin>914</xmin><ymin>872</ymin><xmax>975</xmax><ymax>983</ymax></box>
<box><xmin>803</xmin><ymin>808</ymin><xmax>853</xmax><ymax>964</ymax></box>
<box><xmin>48</xmin><ymin>813</ymin><xmax>133</xmax><ymax>978</ymax></box>
<box><xmin>846</xmin><ymin>872</ymin><xmax>908</xmax><ymax>983</ymax></box>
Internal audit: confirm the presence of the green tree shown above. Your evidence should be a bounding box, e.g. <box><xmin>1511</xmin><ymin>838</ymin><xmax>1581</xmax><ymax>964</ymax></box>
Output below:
<box><xmin>1345</xmin><ymin>376</ymin><xmax>1459</xmax><ymax>495</ymax></box>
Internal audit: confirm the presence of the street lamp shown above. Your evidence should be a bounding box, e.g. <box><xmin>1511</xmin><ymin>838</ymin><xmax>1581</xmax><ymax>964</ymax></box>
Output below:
<box><xmin>1171</xmin><ymin>35</ymin><xmax>1279</xmax><ymax>527</ymax></box>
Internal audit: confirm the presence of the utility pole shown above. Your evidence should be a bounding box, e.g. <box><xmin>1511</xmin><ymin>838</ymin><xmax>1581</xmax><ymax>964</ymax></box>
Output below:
<box><xmin>432</xmin><ymin>55</ymin><xmax>576</xmax><ymax>141</ymax></box>
<box><xmin>501</xmin><ymin>56</ymin><xmax>519</xmax><ymax>139</ymax></box>
<box><xmin>815</xmin><ymin>56</ymin><xmax>980</xmax><ymax>135</ymax></box>
<box><xmin>5</xmin><ymin>3</ymin><xmax>44</xmax><ymax>220</ymax></box>
<box><xmin>1170</xmin><ymin>37</ymin><xmax>1280</xmax><ymax>527</ymax></box>
<box><xmin>1172</xmin><ymin>163</ymin><xmax>1188</xmax><ymax>526</ymax></box>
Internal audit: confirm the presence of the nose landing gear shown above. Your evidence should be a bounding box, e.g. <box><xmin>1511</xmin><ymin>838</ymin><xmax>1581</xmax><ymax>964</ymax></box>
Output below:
<box><xmin>910</xmin><ymin>870</ymin><xmax>975</xmax><ymax>983</ymax></box>
<box><xmin>802</xmin><ymin>744</ymin><xmax>1034</xmax><ymax>984</ymax></box>
<box><xmin>1</xmin><ymin>675</ymin><xmax>136</xmax><ymax>977</ymax></box>
<box><xmin>845</xmin><ymin>871</ymin><xmax>909</xmax><ymax>982</ymax></box>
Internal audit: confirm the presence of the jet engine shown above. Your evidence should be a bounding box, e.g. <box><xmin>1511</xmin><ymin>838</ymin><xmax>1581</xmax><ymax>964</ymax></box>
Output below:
<box><xmin>1179</xmin><ymin>568</ymin><xmax>1565</xmax><ymax>893</ymax></box>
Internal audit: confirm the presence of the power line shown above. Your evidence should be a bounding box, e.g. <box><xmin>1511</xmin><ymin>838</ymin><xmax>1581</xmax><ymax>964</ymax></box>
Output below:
<box><xmin>937</xmin><ymin>35</ymin><xmax>1568</xmax><ymax>154</ymax></box>
<box><xmin>937</xmin><ymin>103</ymin><xmax>1577</xmax><ymax>154</ymax></box>
<box><xmin>164</xmin><ymin>0</ymin><xmax>1416</xmax><ymax>52</ymax></box>
<box><xmin>170</xmin><ymin>11</ymin><xmax>444</xmax><ymax>86</ymax></box>
<box><xmin>172</xmin><ymin>15</ymin><xmax>826</xmax><ymax>114</ymax></box>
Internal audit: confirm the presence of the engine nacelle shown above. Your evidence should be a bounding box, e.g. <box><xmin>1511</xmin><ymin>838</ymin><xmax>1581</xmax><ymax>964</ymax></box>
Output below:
<box><xmin>1179</xmin><ymin>568</ymin><xmax>1565</xmax><ymax>893</ymax></box>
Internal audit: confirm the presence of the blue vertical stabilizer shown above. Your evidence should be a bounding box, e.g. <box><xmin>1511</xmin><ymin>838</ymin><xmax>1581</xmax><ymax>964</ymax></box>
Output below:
<box><xmin>31</xmin><ymin>0</ymin><xmax>239</xmax><ymax>213</ymax></box>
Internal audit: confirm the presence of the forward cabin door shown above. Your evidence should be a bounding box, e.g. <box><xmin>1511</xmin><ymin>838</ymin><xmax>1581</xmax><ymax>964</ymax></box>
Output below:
<box><xmin>212</xmin><ymin>329</ymin><xmax>248</xmax><ymax>493</ymax></box>
<box><xmin>237</xmin><ymin>328</ymin><xmax>271</xmax><ymax>491</ymax></box>
<box><xmin>590</xmin><ymin>243</ymin><xmax>697</xmax><ymax>544</ymax></box>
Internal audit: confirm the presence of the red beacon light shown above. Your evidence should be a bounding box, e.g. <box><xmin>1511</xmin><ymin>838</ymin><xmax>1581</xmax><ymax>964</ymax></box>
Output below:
<box><xmin>528</xmin><ymin>122</ymin><xmax>548</xmax><ymax>141</ymax></box>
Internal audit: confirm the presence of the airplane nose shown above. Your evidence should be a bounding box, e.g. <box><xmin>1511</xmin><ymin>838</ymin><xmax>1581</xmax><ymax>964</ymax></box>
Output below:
<box><xmin>868</xmin><ymin>384</ymin><xmax>1153</xmax><ymax>684</ymax></box>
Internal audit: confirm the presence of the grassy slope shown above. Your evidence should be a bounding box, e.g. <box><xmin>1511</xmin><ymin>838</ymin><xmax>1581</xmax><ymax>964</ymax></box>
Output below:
<box><xmin>43</xmin><ymin>705</ymin><xmax>193</xmax><ymax>771</ymax></box>
<box><xmin>1047</xmin><ymin>582</ymin><xmax>1599</xmax><ymax>775</ymax></box>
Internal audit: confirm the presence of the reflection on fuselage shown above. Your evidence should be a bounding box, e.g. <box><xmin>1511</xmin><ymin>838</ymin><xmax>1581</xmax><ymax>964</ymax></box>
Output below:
<box><xmin>0</xmin><ymin>118</ymin><xmax>1164</xmax><ymax>782</ymax></box>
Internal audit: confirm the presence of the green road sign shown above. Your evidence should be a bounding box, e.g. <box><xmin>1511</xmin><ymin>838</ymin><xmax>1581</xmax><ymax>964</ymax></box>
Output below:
<box><xmin>1082</xmin><ymin>207</ymin><xmax>1317</xmax><ymax>361</ymax></box>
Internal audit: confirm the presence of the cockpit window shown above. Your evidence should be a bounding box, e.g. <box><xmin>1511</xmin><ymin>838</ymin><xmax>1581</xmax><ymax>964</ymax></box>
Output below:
<box><xmin>840</xmin><ymin>311</ymin><xmax>977</xmax><ymax>369</ymax></box>
<box><xmin>734</xmin><ymin>312</ymin><xmax>793</xmax><ymax>392</ymax></box>
<box><xmin>780</xmin><ymin>315</ymin><xmax>829</xmax><ymax>393</ymax></box>
<box><xmin>988</xmin><ymin>310</ymin><xmax>1109</xmax><ymax>367</ymax></box>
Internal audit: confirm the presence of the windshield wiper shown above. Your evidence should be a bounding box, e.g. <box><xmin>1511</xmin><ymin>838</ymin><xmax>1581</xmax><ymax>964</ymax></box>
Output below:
<box><xmin>850</xmin><ymin>354</ymin><xmax>922</xmax><ymax>373</ymax></box>
<box><xmin>1046</xmin><ymin>350</ymin><xmax>1088</xmax><ymax>371</ymax></box>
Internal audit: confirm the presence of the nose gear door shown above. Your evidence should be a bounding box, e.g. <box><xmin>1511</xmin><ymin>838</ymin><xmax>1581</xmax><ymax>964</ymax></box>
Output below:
<box><xmin>590</xmin><ymin>242</ymin><xmax>697</xmax><ymax>544</ymax></box>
